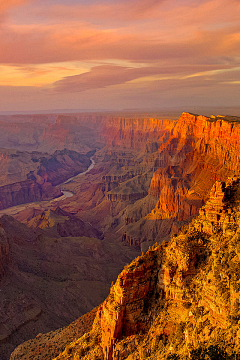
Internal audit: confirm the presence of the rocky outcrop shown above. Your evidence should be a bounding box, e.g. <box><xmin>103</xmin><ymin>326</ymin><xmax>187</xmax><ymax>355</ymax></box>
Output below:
<box><xmin>98</xmin><ymin>251</ymin><xmax>156</xmax><ymax>360</ymax></box>
<box><xmin>147</xmin><ymin>166</ymin><xmax>189</xmax><ymax>219</ymax></box>
<box><xmin>196</xmin><ymin>176</ymin><xmax>240</xmax><ymax>235</ymax></box>
<box><xmin>51</xmin><ymin>178</ymin><xmax>240</xmax><ymax>360</ymax></box>
<box><xmin>26</xmin><ymin>206</ymin><xmax>103</xmax><ymax>239</ymax></box>
<box><xmin>121</xmin><ymin>233</ymin><xmax>141</xmax><ymax>250</ymax></box>
<box><xmin>147</xmin><ymin>113</ymin><xmax>240</xmax><ymax>222</ymax></box>
<box><xmin>100</xmin><ymin>117</ymin><xmax>176</xmax><ymax>151</ymax></box>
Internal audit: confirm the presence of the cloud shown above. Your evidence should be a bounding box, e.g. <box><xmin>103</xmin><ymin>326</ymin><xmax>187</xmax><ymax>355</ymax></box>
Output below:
<box><xmin>0</xmin><ymin>0</ymin><xmax>30</xmax><ymax>14</ymax></box>
<box><xmin>53</xmin><ymin>65</ymin><xmax>150</xmax><ymax>92</ymax></box>
<box><xmin>53</xmin><ymin>63</ymin><xmax>237</xmax><ymax>93</ymax></box>
<box><xmin>0</xmin><ymin>0</ymin><xmax>240</xmax><ymax>111</ymax></box>
<box><xmin>0</xmin><ymin>70</ymin><xmax>239</xmax><ymax>112</ymax></box>
<box><xmin>0</xmin><ymin>0</ymin><xmax>239</xmax><ymax>65</ymax></box>
<box><xmin>33</xmin><ymin>0</ymin><xmax>240</xmax><ymax>29</ymax></box>
<box><xmin>36</xmin><ymin>0</ymin><xmax>165</xmax><ymax>22</ymax></box>
<box><xmin>0</xmin><ymin>22</ymin><xmax>240</xmax><ymax>65</ymax></box>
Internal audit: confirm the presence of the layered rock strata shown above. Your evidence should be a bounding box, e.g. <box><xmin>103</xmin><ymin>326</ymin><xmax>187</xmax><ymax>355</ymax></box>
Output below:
<box><xmin>51</xmin><ymin>177</ymin><xmax>240</xmax><ymax>360</ymax></box>
<box><xmin>101</xmin><ymin>117</ymin><xmax>176</xmax><ymax>150</ymax></box>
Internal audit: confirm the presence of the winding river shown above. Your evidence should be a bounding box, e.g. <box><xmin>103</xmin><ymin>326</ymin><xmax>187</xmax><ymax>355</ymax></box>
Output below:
<box><xmin>0</xmin><ymin>156</ymin><xmax>95</xmax><ymax>216</ymax></box>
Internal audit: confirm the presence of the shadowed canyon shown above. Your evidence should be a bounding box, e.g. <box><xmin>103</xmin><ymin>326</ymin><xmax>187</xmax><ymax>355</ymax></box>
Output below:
<box><xmin>0</xmin><ymin>111</ymin><xmax>240</xmax><ymax>359</ymax></box>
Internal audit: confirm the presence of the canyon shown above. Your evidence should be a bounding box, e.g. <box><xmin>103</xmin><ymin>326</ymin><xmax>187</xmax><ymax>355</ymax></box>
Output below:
<box><xmin>0</xmin><ymin>111</ymin><xmax>239</xmax><ymax>359</ymax></box>
<box><xmin>0</xmin><ymin>148</ymin><xmax>91</xmax><ymax>210</ymax></box>
<box><xmin>43</xmin><ymin>176</ymin><xmax>240</xmax><ymax>360</ymax></box>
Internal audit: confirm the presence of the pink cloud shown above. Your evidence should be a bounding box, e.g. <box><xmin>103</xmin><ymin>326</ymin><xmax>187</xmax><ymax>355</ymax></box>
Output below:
<box><xmin>0</xmin><ymin>22</ymin><xmax>240</xmax><ymax>65</ymax></box>
<box><xmin>0</xmin><ymin>0</ymin><xmax>239</xmax><ymax>66</ymax></box>
<box><xmin>0</xmin><ymin>0</ymin><xmax>30</xmax><ymax>13</ymax></box>
<box><xmin>36</xmin><ymin>0</ymin><xmax>165</xmax><ymax>22</ymax></box>
<box><xmin>0</xmin><ymin>0</ymin><xmax>240</xmax><ymax>111</ymax></box>
<box><xmin>34</xmin><ymin>0</ymin><xmax>240</xmax><ymax>28</ymax></box>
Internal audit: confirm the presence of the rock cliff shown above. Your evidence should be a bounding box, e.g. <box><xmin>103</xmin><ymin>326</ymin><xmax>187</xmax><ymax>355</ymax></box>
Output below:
<box><xmin>100</xmin><ymin>117</ymin><xmax>176</xmax><ymax>151</ymax></box>
<box><xmin>148</xmin><ymin>113</ymin><xmax>240</xmax><ymax>221</ymax></box>
<box><xmin>59</xmin><ymin>112</ymin><xmax>240</xmax><ymax>250</ymax></box>
<box><xmin>120</xmin><ymin>113</ymin><xmax>240</xmax><ymax>248</ymax></box>
<box><xmin>51</xmin><ymin>177</ymin><xmax>240</xmax><ymax>360</ymax></box>
<box><xmin>0</xmin><ymin>179</ymin><xmax>61</xmax><ymax>210</ymax></box>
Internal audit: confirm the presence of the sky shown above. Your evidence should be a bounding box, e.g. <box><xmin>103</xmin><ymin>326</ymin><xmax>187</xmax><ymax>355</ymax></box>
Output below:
<box><xmin>0</xmin><ymin>0</ymin><xmax>240</xmax><ymax>112</ymax></box>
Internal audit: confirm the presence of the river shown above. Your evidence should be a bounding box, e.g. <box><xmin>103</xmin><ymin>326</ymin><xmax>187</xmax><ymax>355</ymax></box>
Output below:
<box><xmin>62</xmin><ymin>156</ymin><xmax>95</xmax><ymax>184</ymax></box>
<box><xmin>0</xmin><ymin>156</ymin><xmax>95</xmax><ymax>216</ymax></box>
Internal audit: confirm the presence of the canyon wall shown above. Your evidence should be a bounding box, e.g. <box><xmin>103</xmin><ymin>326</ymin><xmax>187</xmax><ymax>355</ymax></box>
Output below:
<box><xmin>52</xmin><ymin>177</ymin><xmax>240</xmax><ymax>360</ymax></box>
<box><xmin>100</xmin><ymin>117</ymin><xmax>176</xmax><ymax>150</ymax></box>
<box><xmin>0</xmin><ymin>179</ymin><xmax>61</xmax><ymax>210</ymax></box>
<box><xmin>120</xmin><ymin>113</ymin><xmax>240</xmax><ymax>247</ymax></box>
<box><xmin>64</xmin><ymin>112</ymin><xmax>240</xmax><ymax>250</ymax></box>
<box><xmin>148</xmin><ymin>113</ymin><xmax>240</xmax><ymax>220</ymax></box>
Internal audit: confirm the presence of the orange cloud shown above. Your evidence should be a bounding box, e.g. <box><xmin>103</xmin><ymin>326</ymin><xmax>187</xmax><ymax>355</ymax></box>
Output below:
<box><xmin>0</xmin><ymin>0</ymin><xmax>29</xmax><ymax>13</ymax></box>
<box><xmin>38</xmin><ymin>0</ymin><xmax>165</xmax><ymax>22</ymax></box>
<box><xmin>0</xmin><ymin>21</ymin><xmax>240</xmax><ymax>65</ymax></box>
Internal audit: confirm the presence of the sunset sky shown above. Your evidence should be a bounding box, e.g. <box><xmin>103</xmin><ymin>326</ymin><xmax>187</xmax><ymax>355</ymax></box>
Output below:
<box><xmin>0</xmin><ymin>0</ymin><xmax>240</xmax><ymax>112</ymax></box>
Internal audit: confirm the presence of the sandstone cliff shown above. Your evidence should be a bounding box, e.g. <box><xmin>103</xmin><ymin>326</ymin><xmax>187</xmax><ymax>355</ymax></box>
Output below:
<box><xmin>119</xmin><ymin>113</ymin><xmax>240</xmax><ymax>248</ymax></box>
<box><xmin>50</xmin><ymin>177</ymin><xmax>240</xmax><ymax>360</ymax></box>
<box><xmin>100</xmin><ymin>117</ymin><xmax>176</xmax><ymax>151</ymax></box>
<box><xmin>148</xmin><ymin>113</ymin><xmax>240</xmax><ymax>221</ymax></box>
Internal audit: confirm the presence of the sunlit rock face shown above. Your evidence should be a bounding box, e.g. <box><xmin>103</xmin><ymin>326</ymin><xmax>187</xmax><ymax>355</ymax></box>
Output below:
<box><xmin>100</xmin><ymin>117</ymin><xmax>176</xmax><ymax>150</ymax></box>
<box><xmin>116</xmin><ymin>113</ymin><xmax>240</xmax><ymax>249</ymax></box>
<box><xmin>49</xmin><ymin>177</ymin><xmax>240</xmax><ymax>360</ymax></box>
<box><xmin>147</xmin><ymin>113</ymin><xmax>240</xmax><ymax>222</ymax></box>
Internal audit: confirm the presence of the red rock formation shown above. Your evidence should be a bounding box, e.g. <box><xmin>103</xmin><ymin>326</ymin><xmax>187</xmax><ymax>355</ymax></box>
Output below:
<box><xmin>97</xmin><ymin>251</ymin><xmax>156</xmax><ymax>360</ymax></box>
<box><xmin>56</xmin><ymin>178</ymin><xmax>240</xmax><ymax>360</ymax></box>
<box><xmin>101</xmin><ymin>117</ymin><xmax>176</xmax><ymax>151</ymax></box>
<box><xmin>147</xmin><ymin>113</ymin><xmax>240</xmax><ymax>222</ymax></box>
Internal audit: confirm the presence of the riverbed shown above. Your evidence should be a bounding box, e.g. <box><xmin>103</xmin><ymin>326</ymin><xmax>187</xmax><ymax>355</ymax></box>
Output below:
<box><xmin>0</xmin><ymin>156</ymin><xmax>95</xmax><ymax>216</ymax></box>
